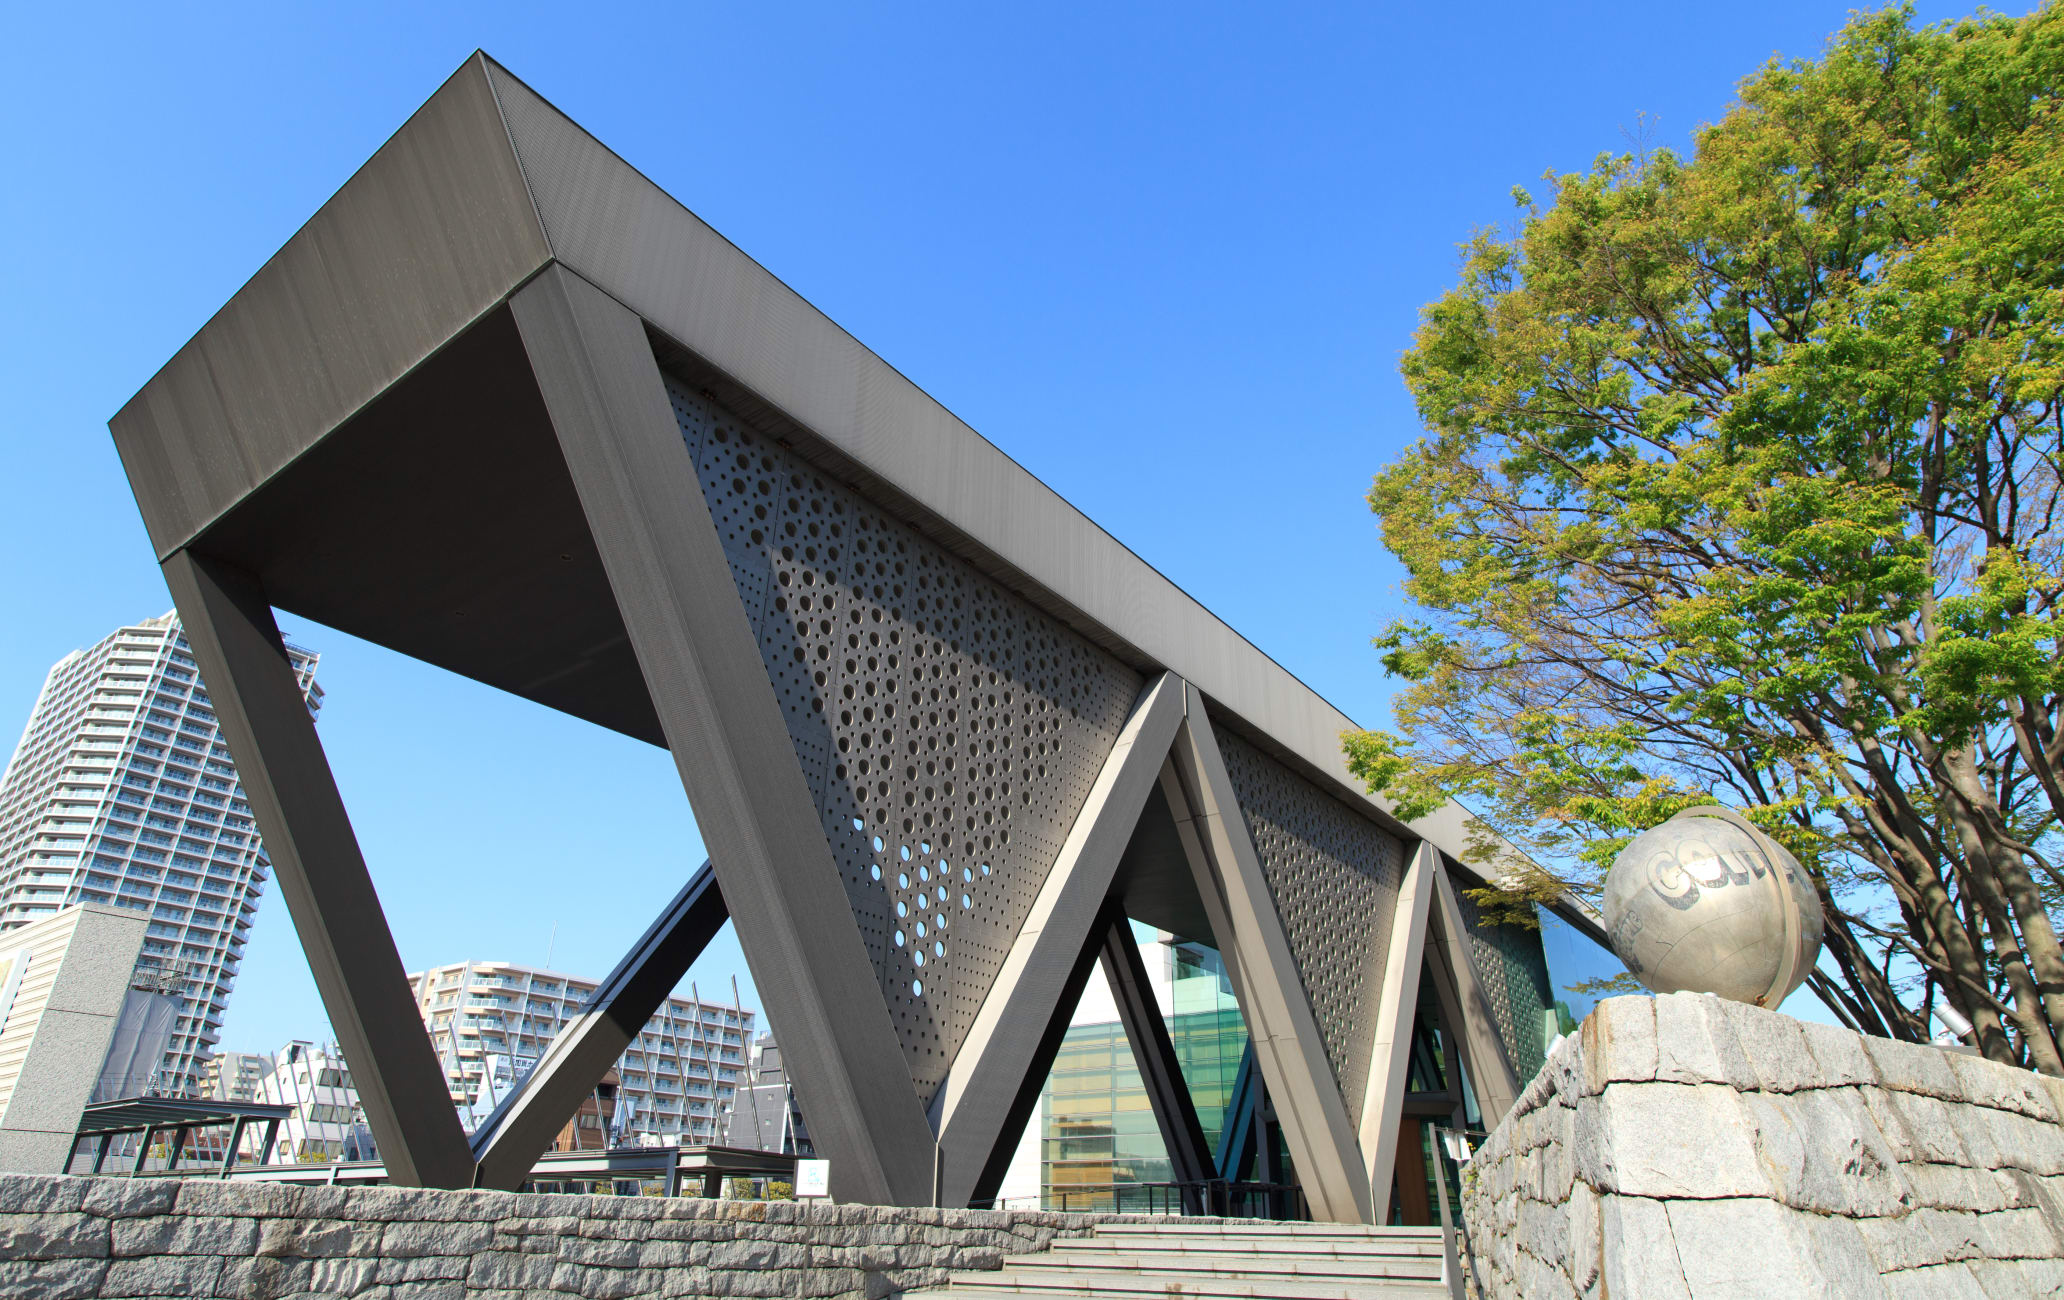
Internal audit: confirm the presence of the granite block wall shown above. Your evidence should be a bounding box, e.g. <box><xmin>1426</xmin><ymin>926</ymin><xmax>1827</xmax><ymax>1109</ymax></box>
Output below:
<box><xmin>1460</xmin><ymin>992</ymin><xmax>2064</xmax><ymax>1298</ymax></box>
<box><xmin>0</xmin><ymin>1173</ymin><xmax>1200</xmax><ymax>1299</ymax></box>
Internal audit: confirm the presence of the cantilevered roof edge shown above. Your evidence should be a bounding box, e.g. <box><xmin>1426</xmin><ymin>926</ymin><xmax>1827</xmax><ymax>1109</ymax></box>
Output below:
<box><xmin>109</xmin><ymin>54</ymin><xmax>553</xmax><ymax>561</ymax></box>
<box><xmin>482</xmin><ymin>61</ymin><xmax>1425</xmax><ymax>838</ymax></box>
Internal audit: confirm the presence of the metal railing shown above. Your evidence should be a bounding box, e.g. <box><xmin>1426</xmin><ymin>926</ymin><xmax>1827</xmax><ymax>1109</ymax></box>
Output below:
<box><xmin>1426</xmin><ymin>1125</ymin><xmax>1481</xmax><ymax>1300</ymax></box>
<box><xmin>991</xmin><ymin>1179</ymin><xmax>1306</xmax><ymax>1220</ymax></box>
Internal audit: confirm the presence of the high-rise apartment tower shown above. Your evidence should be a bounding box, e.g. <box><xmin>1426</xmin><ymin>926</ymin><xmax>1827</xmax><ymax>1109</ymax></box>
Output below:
<box><xmin>0</xmin><ymin>613</ymin><xmax>319</xmax><ymax>1096</ymax></box>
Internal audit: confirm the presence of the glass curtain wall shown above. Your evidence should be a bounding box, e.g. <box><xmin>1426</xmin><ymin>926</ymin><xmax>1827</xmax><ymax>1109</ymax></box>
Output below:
<box><xmin>1042</xmin><ymin>1021</ymin><xmax>1171</xmax><ymax>1211</ymax></box>
<box><xmin>1169</xmin><ymin>940</ymin><xmax>1248</xmax><ymax>1153</ymax></box>
<box><xmin>1038</xmin><ymin>932</ymin><xmax>1257</xmax><ymax>1211</ymax></box>
<box><xmin>1538</xmin><ymin>905</ymin><xmax>1627</xmax><ymax>1038</ymax></box>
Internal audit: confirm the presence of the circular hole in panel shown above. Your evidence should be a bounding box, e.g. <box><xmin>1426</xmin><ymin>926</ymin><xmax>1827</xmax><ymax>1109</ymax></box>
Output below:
<box><xmin>869</xmin><ymin>865</ymin><xmax>882</xmax><ymax>881</ymax></box>
<box><xmin>913</xmin><ymin>950</ymin><xmax>925</xmax><ymax>967</ymax></box>
<box><xmin>913</xmin><ymin>980</ymin><xmax>923</xmax><ymax>997</ymax></box>
<box><xmin>872</xmin><ymin>836</ymin><xmax>885</xmax><ymax>852</ymax></box>
<box><xmin>936</xmin><ymin>886</ymin><xmax>946</xmax><ymax>902</ymax></box>
<box><xmin>934</xmin><ymin>941</ymin><xmax>945</xmax><ymax>958</ymax></box>
<box><xmin>981</xmin><ymin>863</ymin><xmax>992</xmax><ymax>876</ymax></box>
<box><xmin>919</xmin><ymin>866</ymin><xmax>930</xmax><ymax>882</ymax></box>
<box><xmin>852</xmin><ymin>818</ymin><xmax>865</xmax><ymax>831</ymax></box>
<box><xmin>894</xmin><ymin>930</ymin><xmax>905</xmax><ymax>947</ymax></box>
<box><xmin>915</xmin><ymin>921</ymin><xmax>927</xmax><ymax>938</ymax></box>
<box><xmin>961</xmin><ymin>894</ymin><xmax>972</xmax><ymax>909</ymax></box>
<box><xmin>896</xmin><ymin>901</ymin><xmax>908</xmax><ymax>917</ymax></box>
<box><xmin>900</xmin><ymin>845</ymin><xmax>912</xmax><ymax>861</ymax></box>
<box><xmin>962</xmin><ymin>866</ymin><xmax>973</xmax><ymax>882</ymax></box>
<box><xmin>921</xmin><ymin>842</ymin><xmax>932</xmax><ymax>855</ymax></box>
<box><xmin>898</xmin><ymin>873</ymin><xmax>910</xmax><ymax>889</ymax></box>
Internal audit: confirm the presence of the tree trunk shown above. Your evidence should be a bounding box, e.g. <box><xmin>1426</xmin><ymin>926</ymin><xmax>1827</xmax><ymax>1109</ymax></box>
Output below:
<box><xmin>1937</xmin><ymin>749</ymin><xmax>2064</xmax><ymax>1070</ymax></box>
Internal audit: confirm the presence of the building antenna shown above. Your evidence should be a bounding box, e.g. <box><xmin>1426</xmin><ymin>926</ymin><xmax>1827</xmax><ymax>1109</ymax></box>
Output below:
<box><xmin>544</xmin><ymin>923</ymin><xmax>557</xmax><ymax>971</ymax></box>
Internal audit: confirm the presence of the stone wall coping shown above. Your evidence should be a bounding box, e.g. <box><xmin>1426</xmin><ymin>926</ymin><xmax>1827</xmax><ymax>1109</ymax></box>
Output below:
<box><xmin>0</xmin><ymin>1172</ymin><xmax>1244</xmax><ymax>1300</ymax></box>
<box><xmin>1463</xmin><ymin>992</ymin><xmax>2064</xmax><ymax>1298</ymax></box>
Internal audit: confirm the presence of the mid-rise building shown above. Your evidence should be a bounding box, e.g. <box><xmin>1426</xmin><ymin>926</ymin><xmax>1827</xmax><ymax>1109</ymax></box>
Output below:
<box><xmin>407</xmin><ymin>960</ymin><xmax>753</xmax><ymax>1147</ymax></box>
<box><xmin>256</xmin><ymin>1041</ymin><xmax>375</xmax><ymax>1163</ymax></box>
<box><xmin>0</xmin><ymin>614</ymin><xmax>320</xmax><ymax>1096</ymax></box>
<box><xmin>200</xmin><ymin>1050</ymin><xmax>270</xmax><ymax>1104</ymax></box>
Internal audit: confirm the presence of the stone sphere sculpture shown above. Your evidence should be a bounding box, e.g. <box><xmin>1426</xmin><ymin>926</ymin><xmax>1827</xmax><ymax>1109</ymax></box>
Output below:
<box><xmin>1602</xmin><ymin>806</ymin><xmax>1824</xmax><ymax>1007</ymax></box>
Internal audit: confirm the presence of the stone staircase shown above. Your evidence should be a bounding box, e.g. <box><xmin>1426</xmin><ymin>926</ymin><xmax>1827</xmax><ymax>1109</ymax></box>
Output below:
<box><xmin>910</xmin><ymin>1221</ymin><xmax>1455</xmax><ymax>1298</ymax></box>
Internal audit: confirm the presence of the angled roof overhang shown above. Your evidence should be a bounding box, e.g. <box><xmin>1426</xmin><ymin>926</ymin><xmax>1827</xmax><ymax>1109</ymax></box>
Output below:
<box><xmin>109</xmin><ymin>54</ymin><xmax>1602</xmax><ymax>943</ymax></box>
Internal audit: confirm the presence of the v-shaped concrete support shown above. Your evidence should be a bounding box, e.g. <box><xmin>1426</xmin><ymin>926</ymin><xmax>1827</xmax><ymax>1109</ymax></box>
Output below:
<box><xmin>1357</xmin><ymin>840</ymin><xmax>1435</xmax><ymax>1208</ymax></box>
<box><xmin>162</xmin><ymin>550</ymin><xmax>474</xmax><ymax>1189</ymax></box>
<box><xmin>1096</xmin><ymin>897</ymin><xmax>1215</xmax><ymax>1189</ymax></box>
<box><xmin>1162</xmin><ymin>686</ymin><xmax>1375</xmax><ymax>1224</ymax></box>
<box><xmin>470</xmin><ymin>860</ymin><xmax>729</xmax><ymax>1189</ymax></box>
<box><xmin>931</xmin><ymin>672</ymin><xmax>1185</xmax><ymax>1206</ymax></box>
<box><xmin>508</xmin><ymin>264</ymin><xmax>939</xmax><ymax>1205</ymax></box>
<box><xmin>170</xmin><ymin>548</ymin><xmax>756</xmax><ymax>1193</ymax></box>
<box><xmin>1427</xmin><ymin>866</ymin><xmax>1522</xmax><ymax>1128</ymax></box>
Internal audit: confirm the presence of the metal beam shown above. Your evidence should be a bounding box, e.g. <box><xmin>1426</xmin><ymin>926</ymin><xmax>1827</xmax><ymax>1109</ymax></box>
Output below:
<box><xmin>507</xmin><ymin>264</ymin><xmax>936</xmax><ymax>1205</ymax></box>
<box><xmin>1215</xmin><ymin>1042</ymin><xmax>1259</xmax><ymax>1181</ymax></box>
<box><xmin>1097</xmin><ymin>899</ymin><xmax>1214</xmax><ymax>1188</ymax></box>
<box><xmin>165</xmin><ymin>1125</ymin><xmax>189</xmax><ymax>1171</ymax></box>
<box><xmin>1162</xmin><ymin>685</ymin><xmax>1374</xmax><ymax>1224</ymax></box>
<box><xmin>161</xmin><ymin>550</ymin><xmax>473</xmax><ymax>1188</ymax></box>
<box><xmin>1427</xmin><ymin>866</ymin><xmax>1522</xmax><ymax>1128</ymax></box>
<box><xmin>1357</xmin><ymin>841</ymin><xmax>1434</xmax><ymax>1213</ymax></box>
<box><xmin>470</xmin><ymin>861</ymin><xmax>729</xmax><ymax>1189</ymax></box>
<box><xmin>964</xmin><ymin>906</ymin><xmax>1107</xmax><ymax>1209</ymax></box>
<box><xmin>1420</xmin><ymin>932</ymin><xmax>1477</xmax><ymax>1118</ymax></box>
<box><xmin>220</xmin><ymin>1118</ymin><xmax>247</xmax><ymax>1178</ymax></box>
<box><xmin>930</xmin><ymin>672</ymin><xmax>1186</xmax><ymax>1207</ymax></box>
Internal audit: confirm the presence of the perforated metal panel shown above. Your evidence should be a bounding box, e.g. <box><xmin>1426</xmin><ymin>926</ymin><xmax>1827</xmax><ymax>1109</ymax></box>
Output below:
<box><xmin>1451</xmin><ymin>889</ymin><xmax>1555</xmax><ymax>1084</ymax></box>
<box><xmin>665</xmin><ymin>377</ymin><xmax>1144</xmax><ymax>1105</ymax></box>
<box><xmin>1216</xmin><ymin>732</ymin><xmax>1403</xmax><ymax>1118</ymax></box>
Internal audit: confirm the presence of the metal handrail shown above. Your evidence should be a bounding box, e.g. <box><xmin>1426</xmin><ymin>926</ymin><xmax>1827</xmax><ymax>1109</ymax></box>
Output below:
<box><xmin>1426</xmin><ymin>1126</ymin><xmax>1480</xmax><ymax>1299</ymax></box>
<box><xmin>979</xmin><ymin>1179</ymin><xmax>1306</xmax><ymax>1219</ymax></box>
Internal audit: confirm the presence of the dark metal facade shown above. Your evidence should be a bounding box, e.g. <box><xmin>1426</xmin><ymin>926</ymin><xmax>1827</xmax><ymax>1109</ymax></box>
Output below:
<box><xmin>107</xmin><ymin>53</ymin><xmax>1595</xmax><ymax>1220</ymax></box>
<box><xmin>1218</xmin><ymin>730</ymin><xmax>1405</xmax><ymax>1121</ymax></box>
<box><xmin>667</xmin><ymin>378</ymin><xmax>1143</xmax><ymax>1106</ymax></box>
<box><xmin>1451</xmin><ymin>887</ymin><xmax>1558</xmax><ymax>1084</ymax></box>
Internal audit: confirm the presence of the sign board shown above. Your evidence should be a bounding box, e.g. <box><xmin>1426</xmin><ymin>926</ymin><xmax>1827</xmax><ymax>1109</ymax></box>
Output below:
<box><xmin>794</xmin><ymin>1158</ymin><xmax>830</xmax><ymax>1199</ymax></box>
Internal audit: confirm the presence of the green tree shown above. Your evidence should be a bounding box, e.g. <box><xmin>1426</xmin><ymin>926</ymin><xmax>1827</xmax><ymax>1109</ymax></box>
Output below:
<box><xmin>1351</xmin><ymin>3</ymin><xmax>2064</xmax><ymax>1070</ymax></box>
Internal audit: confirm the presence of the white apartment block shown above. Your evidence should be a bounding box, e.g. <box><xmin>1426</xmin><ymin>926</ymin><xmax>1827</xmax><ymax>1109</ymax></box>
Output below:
<box><xmin>200</xmin><ymin>1049</ymin><xmax>270</xmax><ymax>1103</ymax></box>
<box><xmin>257</xmin><ymin>1041</ymin><xmax>375</xmax><ymax>1163</ymax></box>
<box><xmin>408</xmin><ymin>961</ymin><xmax>753</xmax><ymax>1146</ymax></box>
<box><xmin>0</xmin><ymin>613</ymin><xmax>320</xmax><ymax>1097</ymax></box>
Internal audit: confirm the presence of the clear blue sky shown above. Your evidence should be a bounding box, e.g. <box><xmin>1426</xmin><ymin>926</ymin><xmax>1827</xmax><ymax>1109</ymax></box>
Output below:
<box><xmin>1</xmin><ymin>1</ymin><xmax>1965</xmax><ymax>1052</ymax></box>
